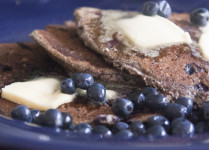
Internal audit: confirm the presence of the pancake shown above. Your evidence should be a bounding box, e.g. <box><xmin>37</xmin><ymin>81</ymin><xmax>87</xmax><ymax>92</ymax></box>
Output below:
<box><xmin>0</xmin><ymin>43</ymin><xmax>154</xmax><ymax>124</ymax></box>
<box><xmin>0</xmin><ymin>43</ymin><xmax>66</xmax><ymax>116</ymax></box>
<box><xmin>30</xmin><ymin>22</ymin><xmax>145</xmax><ymax>88</ymax></box>
<box><xmin>74</xmin><ymin>7</ymin><xmax>209</xmax><ymax>106</ymax></box>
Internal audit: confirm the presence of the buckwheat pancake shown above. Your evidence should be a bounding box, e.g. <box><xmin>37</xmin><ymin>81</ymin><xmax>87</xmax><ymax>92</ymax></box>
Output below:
<box><xmin>0</xmin><ymin>43</ymin><xmax>66</xmax><ymax>116</ymax></box>
<box><xmin>30</xmin><ymin>22</ymin><xmax>145</xmax><ymax>88</ymax></box>
<box><xmin>0</xmin><ymin>43</ymin><xmax>113</xmax><ymax>124</ymax></box>
<box><xmin>0</xmin><ymin>43</ymin><xmax>153</xmax><ymax>124</ymax></box>
<box><xmin>74</xmin><ymin>7</ymin><xmax>209</xmax><ymax>106</ymax></box>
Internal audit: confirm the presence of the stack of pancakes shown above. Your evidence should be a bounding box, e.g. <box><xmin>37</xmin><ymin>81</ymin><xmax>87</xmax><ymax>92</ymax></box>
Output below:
<box><xmin>0</xmin><ymin>7</ymin><xmax>208</xmax><ymax>125</ymax></box>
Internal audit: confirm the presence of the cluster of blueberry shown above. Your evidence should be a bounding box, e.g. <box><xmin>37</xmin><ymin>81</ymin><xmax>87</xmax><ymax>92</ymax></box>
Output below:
<box><xmin>142</xmin><ymin>0</ymin><xmax>172</xmax><ymax>17</ymax></box>
<box><xmin>143</xmin><ymin>0</ymin><xmax>209</xmax><ymax>27</ymax></box>
<box><xmin>110</xmin><ymin>87</ymin><xmax>196</xmax><ymax>138</ymax></box>
<box><xmin>10</xmin><ymin>71</ymin><xmax>209</xmax><ymax>140</ymax></box>
<box><xmin>12</xmin><ymin>106</ymin><xmax>72</xmax><ymax>129</ymax></box>
<box><xmin>61</xmin><ymin>73</ymin><xmax>106</xmax><ymax>104</ymax></box>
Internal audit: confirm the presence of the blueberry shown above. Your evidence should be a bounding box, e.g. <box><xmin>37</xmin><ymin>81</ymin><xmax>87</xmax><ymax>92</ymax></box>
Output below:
<box><xmin>42</xmin><ymin>109</ymin><xmax>63</xmax><ymax>127</ymax></box>
<box><xmin>87</xmin><ymin>83</ymin><xmax>106</xmax><ymax>104</ymax></box>
<box><xmin>60</xmin><ymin>78</ymin><xmax>76</xmax><ymax>94</ymax></box>
<box><xmin>176</xmin><ymin>97</ymin><xmax>193</xmax><ymax>114</ymax></box>
<box><xmin>171</xmin><ymin>117</ymin><xmax>186</xmax><ymax>129</ymax></box>
<box><xmin>146</xmin><ymin>125</ymin><xmax>167</xmax><ymax>139</ymax></box>
<box><xmin>141</xmin><ymin>87</ymin><xmax>158</xmax><ymax>96</ymax></box>
<box><xmin>92</xmin><ymin>125</ymin><xmax>112</xmax><ymax>138</ymax></box>
<box><xmin>129</xmin><ymin>122</ymin><xmax>146</xmax><ymax>136</ymax></box>
<box><xmin>30</xmin><ymin>109</ymin><xmax>40</xmax><ymax>123</ymax></box>
<box><xmin>115</xmin><ymin>129</ymin><xmax>133</xmax><ymax>140</ymax></box>
<box><xmin>129</xmin><ymin>92</ymin><xmax>145</xmax><ymax>109</ymax></box>
<box><xmin>145</xmin><ymin>94</ymin><xmax>167</xmax><ymax>110</ymax></box>
<box><xmin>202</xmin><ymin>102</ymin><xmax>209</xmax><ymax>120</ymax></box>
<box><xmin>157</xmin><ymin>0</ymin><xmax>171</xmax><ymax>18</ymax></box>
<box><xmin>72</xmin><ymin>73</ymin><xmax>94</xmax><ymax>89</ymax></box>
<box><xmin>185</xmin><ymin>64</ymin><xmax>196</xmax><ymax>75</ymax></box>
<box><xmin>191</xmin><ymin>8</ymin><xmax>209</xmax><ymax>26</ymax></box>
<box><xmin>165</xmin><ymin>103</ymin><xmax>187</xmax><ymax>119</ymax></box>
<box><xmin>112</xmin><ymin>98</ymin><xmax>134</xmax><ymax>117</ymax></box>
<box><xmin>33</xmin><ymin>114</ymin><xmax>45</xmax><ymax>125</ymax></box>
<box><xmin>195</xmin><ymin>122</ymin><xmax>209</xmax><ymax>134</ymax></box>
<box><xmin>11</xmin><ymin>105</ymin><xmax>32</xmax><ymax>122</ymax></box>
<box><xmin>62</xmin><ymin>112</ymin><xmax>73</xmax><ymax>129</ymax></box>
<box><xmin>142</xmin><ymin>1</ymin><xmax>159</xmax><ymax>16</ymax></box>
<box><xmin>112</xmin><ymin>122</ymin><xmax>129</xmax><ymax>134</ymax></box>
<box><xmin>74</xmin><ymin>123</ymin><xmax>92</xmax><ymax>134</ymax></box>
<box><xmin>188</xmin><ymin>111</ymin><xmax>204</xmax><ymax>125</ymax></box>
<box><xmin>146</xmin><ymin>115</ymin><xmax>170</xmax><ymax>132</ymax></box>
<box><xmin>172</xmin><ymin>120</ymin><xmax>195</xmax><ymax>137</ymax></box>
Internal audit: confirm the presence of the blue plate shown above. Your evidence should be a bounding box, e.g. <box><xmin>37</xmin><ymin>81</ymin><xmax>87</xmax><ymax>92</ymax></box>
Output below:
<box><xmin>1</xmin><ymin>0</ymin><xmax>209</xmax><ymax>149</ymax></box>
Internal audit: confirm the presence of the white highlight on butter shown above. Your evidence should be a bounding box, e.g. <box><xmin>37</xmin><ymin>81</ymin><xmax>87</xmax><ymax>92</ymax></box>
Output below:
<box><xmin>116</xmin><ymin>14</ymin><xmax>192</xmax><ymax>52</ymax></box>
<box><xmin>199</xmin><ymin>22</ymin><xmax>209</xmax><ymax>61</ymax></box>
<box><xmin>1</xmin><ymin>78</ymin><xmax>76</xmax><ymax>111</ymax></box>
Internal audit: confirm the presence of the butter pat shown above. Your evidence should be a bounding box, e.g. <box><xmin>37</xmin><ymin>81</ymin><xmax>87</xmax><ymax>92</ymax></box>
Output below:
<box><xmin>76</xmin><ymin>88</ymin><xmax>119</xmax><ymax>101</ymax></box>
<box><xmin>106</xmin><ymin>90</ymin><xmax>119</xmax><ymax>100</ymax></box>
<box><xmin>116</xmin><ymin>14</ymin><xmax>192</xmax><ymax>51</ymax></box>
<box><xmin>1</xmin><ymin>78</ymin><xmax>76</xmax><ymax>111</ymax></box>
<box><xmin>199</xmin><ymin>22</ymin><xmax>209</xmax><ymax>60</ymax></box>
<box><xmin>76</xmin><ymin>88</ymin><xmax>88</xmax><ymax>98</ymax></box>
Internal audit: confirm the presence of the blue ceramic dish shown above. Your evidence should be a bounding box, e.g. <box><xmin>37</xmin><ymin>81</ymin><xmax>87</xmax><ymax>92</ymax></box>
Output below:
<box><xmin>1</xmin><ymin>0</ymin><xmax>209</xmax><ymax>149</ymax></box>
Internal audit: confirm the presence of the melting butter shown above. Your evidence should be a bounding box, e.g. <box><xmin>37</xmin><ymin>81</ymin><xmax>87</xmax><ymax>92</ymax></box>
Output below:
<box><xmin>1</xmin><ymin>78</ymin><xmax>76</xmax><ymax>111</ymax></box>
<box><xmin>76</xmin><ymin>88</ymin><xmax>119</xmax><ymax>101</ymax></box>
<box><xmin>116</xmin><ymin>14</ymin><xmax>192</xmax><ymax>52</ymax></box>
<box><xmin>199</xmin><ymin>22</ymin><xmax>209</xmax><ymax>61</ymax></box>
<box><xmin>106</xmin><ymin>90</ymin><xmax>119</xmax><ymax>100</ymax></box>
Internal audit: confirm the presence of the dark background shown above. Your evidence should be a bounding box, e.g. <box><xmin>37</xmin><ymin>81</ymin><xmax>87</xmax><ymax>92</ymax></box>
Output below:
<box><xmin>0</xmin><ymin>0</ymin><xmax>208</xmax><ymax>43</ymax></box>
